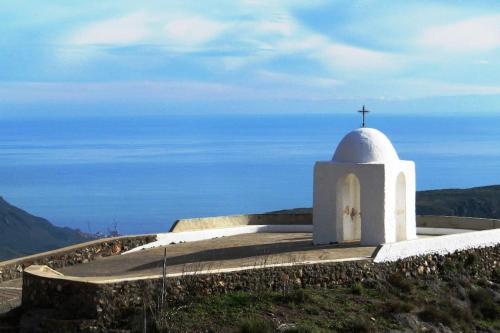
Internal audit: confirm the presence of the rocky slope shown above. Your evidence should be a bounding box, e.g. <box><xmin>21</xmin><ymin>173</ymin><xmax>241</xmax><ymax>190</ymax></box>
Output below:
<box><xmin>0</xmin><ymin>197</ymin><xmax>93</xmax><ymax>261</ymax></box>
<box><xmin>416</xmin><ymin>185</ymin><xmax>500</xmax><ymax>218</ymax></box>
<box><xmin>272</xmin><ymin>185</ymin><xmax>500</xmax><ymax>219</ymax></box>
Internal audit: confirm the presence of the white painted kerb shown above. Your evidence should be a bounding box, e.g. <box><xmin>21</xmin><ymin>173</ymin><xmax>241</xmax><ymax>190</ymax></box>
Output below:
<box><xmin>416</xmin><ymin>227</ymin><xmax>472</xmax><ymax>235</ymax></box>
<box><xmin>124</xmin><ymin>225</ymin><xmax>313</xmax><ymax>254</ymax></box>
<box><xmin>374</xmin><ymin>228</ymin><xmax>500</xmax><ymax>262</ymax></box>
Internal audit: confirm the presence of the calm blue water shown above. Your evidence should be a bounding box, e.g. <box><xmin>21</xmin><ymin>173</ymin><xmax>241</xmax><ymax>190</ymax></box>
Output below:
<box><xmin>0</xmin><ymin>114</ymin><xmax>499</xmax><ymax>234</ymax></box>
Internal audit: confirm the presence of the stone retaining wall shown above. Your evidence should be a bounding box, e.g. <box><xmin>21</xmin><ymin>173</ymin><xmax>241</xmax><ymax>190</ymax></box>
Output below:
<box><xmin>0</xmin><ymin>235</ymin><xmax>156</xmax><ymax>283</ymax></box>
<box><xmin>22</xmin><ymin>245</ymin><xmax>500</xmax><ymax>329</ymax></box>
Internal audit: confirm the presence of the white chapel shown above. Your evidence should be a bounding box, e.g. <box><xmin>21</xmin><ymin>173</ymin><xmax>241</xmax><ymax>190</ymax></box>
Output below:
<box><xmin>313</xmin><ymin>107</ymin><xmax>417</xmax><ymax>246</ymax></box>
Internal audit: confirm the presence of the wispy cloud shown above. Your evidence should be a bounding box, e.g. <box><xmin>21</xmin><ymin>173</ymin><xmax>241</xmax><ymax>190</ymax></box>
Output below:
<box><xmin>257</xmin><ymin>70</ymin><xmax>342</xmax><ymax>87</ymax></box>
<box><xmin>163</xmin><ymin>16</ymin><xmax>228</xmax><ymax>49</ymax></box>
<box><xmin>418</xmin><ymin>15</ymin><xmax>500</xmax><ymax>53</ymax></box>
<box><xmin>69</xmin><ymin>12</ymin><xmax>152</xmax><ymax>45</ymax></box>
<box><xmin>3</xmin><ymin>0</ymin><xmax>500</xmax><ymax>115</ymax></box>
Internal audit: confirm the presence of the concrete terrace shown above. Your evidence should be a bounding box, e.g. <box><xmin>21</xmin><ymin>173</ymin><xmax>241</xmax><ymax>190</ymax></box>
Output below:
<box><xmin>60</xmin><ymin>232</ymin><xmax>376</xmax><ymax>279</ymax></box>
<box><xmin>0</xmin><ymin>279</ymin><xmax>22</xmax><ymax>314</ymax></box>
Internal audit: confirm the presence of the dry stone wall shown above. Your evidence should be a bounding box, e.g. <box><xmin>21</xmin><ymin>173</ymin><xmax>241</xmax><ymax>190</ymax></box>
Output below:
<box><xmin>22</xmin><ymin>244</ymin><xmax>500</xmax><ymax>329</ymax></box>
<box><xmin>0</xmin><ymin>235</ymin><xmax>156</xmax><ymax>283</ymax></box>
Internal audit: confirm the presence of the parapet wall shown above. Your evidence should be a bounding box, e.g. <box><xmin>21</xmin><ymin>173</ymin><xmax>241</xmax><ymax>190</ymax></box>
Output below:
<box><xmin>374</xmin><ymin>228</ymin><xmax>500</xmax><ymax>262</ymax></box>
<box><xmin>0</xmin><ymin>234</ymin><xmax>156</xmax><ymax>283</ymax></box>
<box><xmin>417</xmin><ymin>215</ymin><xmax>500</xmax><ymax>230</ymax></box>
<box><xmin>170</xmin><ymin>212</ymin><xmax>500</xmax><ymax>232</ymax></box>
<box><xmin>22</xmin><ymin>245</ymin><xmax>500</xmax><ymax>329</ymax></box>
<box><xmin>170</xmin><ymin>213</ymin><xmax>312</xmax><ymax>232</ymax></box>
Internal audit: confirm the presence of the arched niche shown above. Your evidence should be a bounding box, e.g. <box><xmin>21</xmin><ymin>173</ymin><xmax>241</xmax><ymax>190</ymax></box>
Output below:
<box><xmin>337</xmin><ymin>173</ymin><xmax>361</xmax><ymax>242</ymax></box>
<box><xmin>395</xmin><ymin>172</ymin><xmax>406</xmax><ymax>241</ymax></box>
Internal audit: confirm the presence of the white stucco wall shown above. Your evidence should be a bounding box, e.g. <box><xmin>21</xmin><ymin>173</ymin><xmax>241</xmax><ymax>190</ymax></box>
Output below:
<box><xmin>373</xmin><ymin>228</ymin><xmax>500</xmax><ymax>262</ymax></box>
<box><xmin>313</xmin><ymin>159</ymin><xmax>416</xmax><ymax>246</ymax></box>
<box><xmin>384</xmin><ymin>160</ymin><xmax>416</xmax><ymax>243</ymax></box>
<box><xmin>314</xmin><ymin>162</ymin><xmax>387</xmax><ymax>245</ymax></box>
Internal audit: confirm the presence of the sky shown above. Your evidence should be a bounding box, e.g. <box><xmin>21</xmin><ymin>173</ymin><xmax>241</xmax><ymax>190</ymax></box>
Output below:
<box><xmin>2</xmin><ymin>0</ymin><xmax>500</xmax><ymax>117</ymax></box>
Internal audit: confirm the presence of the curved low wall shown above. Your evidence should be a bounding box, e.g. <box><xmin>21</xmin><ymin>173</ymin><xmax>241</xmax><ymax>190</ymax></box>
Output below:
<box><xmin>417</xmin><ymin>215</ymin><xmax>500</xmax><ymax>230</ymax></box>
<box><xmin>374</xmin><ymin>228</ymin><xmax>500</xmax><ymax>262</ymax></box>
<box><xmin>170</xmin><ymin>212</ymin><xmax>500</xmax><ymax>232</ymax></box>
<box><xmin>0</xmin><ymin>234</ymin><xmax>156</xmax><ymax>283</ymax></box>
<box><xmin>170</xmin><ymin>213</ymin><xmax>312</xmax><ymax>232</ymax></box>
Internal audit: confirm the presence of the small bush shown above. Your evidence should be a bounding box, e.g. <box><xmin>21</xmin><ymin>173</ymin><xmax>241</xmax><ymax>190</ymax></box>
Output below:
<box><xmin>238</xmin><ymin>317</ymin><xmax>274</xmax><ymax>333</ymax></box>
<box><xmin>469</xmin><ymin>287</ymin><xmax>500</xmax><ymax>320</ymax></box>
<box><xmin>361</xmin><ymin>278</ymin><xmax>379</xmax><ymax>289</ymax></box>
<box><xmin>350</xmin><ymin>282</ymin><xmax>363</xmax><ymax>295</ymax></box>
<box><xmin>280</xmin><ymin>289</ymin><xmax>312</xmax><ymax>304</ymax></box>
<box><xmin>464</xmin><ymin>253</ymin><xmax>478</xmax><ymax>267</ymax></box>
<box><xmin>304</xmin><ymin>306</ymin><xmax>320</xmax><ymax>315</ymax></box>
<box><xmin>442</xmin><ymin>258</ymin><xmax>458</xmax><ymax>273</ymax></box>
<box><xmin>282</xmin><ymin>325</ymin><xmax>314</xmax><ymax>333</ymax></box>
<box><xmin>492</xmin><ymin>266</ymin><xmax>500</xmax><ymax>283</ymax></box>
<box><xmin>387</xmin><ymin>273</ymin><xmax>413</xmax><ymax>293</ymax></box>
<box><xmin>418</xmin><ymin>306</ymin><xmax>453</xmax><ymax>326</ymax></box>
<box><xmin>341</xmin><ymin>317</ymin><xmax>375</xmax><ymax>333</ymax></box>
<box><xmin>384</xmin><ymin>299</ymin><xmax>414</xmax><ymax>314</ymax></box>
<box><xmin>226</xmin><ymin>292</ymin><xmax>254</xmax><ymax>307</ymax></box>
<box><xmin>476</xmin><ymin>278</ymin><xmax>490</xmax><ymax>288</ymax></box>
<box><xmin>449</xmin><ymin>303</ymin><xmax>473</xmax><ymax>323</ymax></box>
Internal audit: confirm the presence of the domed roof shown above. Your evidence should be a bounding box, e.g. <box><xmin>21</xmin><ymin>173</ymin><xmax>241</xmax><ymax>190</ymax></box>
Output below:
<box><xmin>332</xmin><ymin>128</ymin><xmax>399</xmax><ymax>163</ymax></box>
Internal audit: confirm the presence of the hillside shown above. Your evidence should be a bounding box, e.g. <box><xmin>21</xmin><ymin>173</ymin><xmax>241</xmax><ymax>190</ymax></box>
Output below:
<box><xmin>272</xmin><ymin>185</ymin><xmax>500</xmax><ymax>220</ymax></box>
<box><xmin>0</xmin><ymin>197</ymin><xmax>93</xmax><ymax>261</ymax></box>
<box><xmin>416</xmin><ymin>185</ymin><xmax>500</xmax><ymax>218</ymax></box>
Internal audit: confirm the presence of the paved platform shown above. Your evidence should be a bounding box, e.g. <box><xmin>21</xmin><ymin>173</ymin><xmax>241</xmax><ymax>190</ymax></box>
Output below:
<box><xmin>0</xmin><ymin>279</ymin><xmax>22</xmax><ymax>314</ymax></box>
<box><xmin>60</xmin><ymin>233</ymin><xmax>377</xmax><ymax>279</ymax></box>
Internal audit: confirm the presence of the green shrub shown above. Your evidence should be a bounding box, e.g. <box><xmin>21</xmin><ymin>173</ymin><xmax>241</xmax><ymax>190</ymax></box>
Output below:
<box><xmin>341</xmin><ymin>317</ymin><xmax>375</xmax><ymax>333</ymax></box>
<box><xmin>279</xmin><ymin>288</ymin><xmax>312</xmax><ymax>304</ymax></box>
<box><xmin>469</xmin><ymin>287</ymin><xmax>500</xmax><ymax>320</ymax></box>
<box><xmin>418</xmin><ymin>306</ymin><xmax>453</xmax><ymax>326</ymax></box>
<box><xmin>350</xmin><ymin>282</ymin><xmax>364</xmax><ymax>295</ymax></box>
<box><xmin>464</xmin><ymin>253</ymin><xmax>478</xmax><ymax>267</ymax></box>
<box><xmin>282</xmin><ymin>325</ymin><xmax>315</xmax><ymax>333</ymax></box>
<box><xmin>361</xmin><ymin>278</ymin><xmax>379</xmax><ymax>289</ymax></box>
<box><xmin>492</xmin><ymin>266</ymin><xmax>500</xmax><ymax>283</ymax></box>
<box><xmin>449</xmin><ymin>303</ymin><xmax>473</xmax><ymax>324</ymax></box>
<box><xmin>238</xmin><ymin>317</ymin><xmax>273</xmax><ymax>333</ymax></box>
<box><xmin>384</xmin><ymin>299</ymin><xmax>414</xmax><ymax>313</ymax></box>
<box><xmin>387</xmin><ymin>273</ymin><xmax>413</xmax><ymax>293</ymax></box>
<box><xmin>442</xmin><ymin>258</ymin><xmax>458</xmax><ymax>273</ymax></box>
<box><xmin>304</xmin><ymin>306</ymin><xmax>320</xmax><ymax>315</ymax></box>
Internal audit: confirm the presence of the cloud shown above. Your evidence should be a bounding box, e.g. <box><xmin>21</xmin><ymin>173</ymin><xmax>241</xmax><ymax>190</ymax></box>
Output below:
<box><xmin>257</xmin><ymin>70</ymin><xmax>342</xmax><ymax>87</ymax></box>
<box><xmin>419</xmin><ymin>15</ymin><xmax>500</xmax><ymax>53</ymax></box>
<box><xmin>273</xmin><ymin>32</ymin><xmax>401</xmax><ymax>72</ymax></box>
<box><xmin>163</xmin><ymin>16</ymin><xmax>228</xmax><ymax>48</ymax></box>
<box><xmin>69</xmin><ymin>12</ymin><xmax>151</xmax><ymax>45</ymax></box>
<box><xmin>318</xmin><ymin>42</ymin><xmax>401</xmax><ymax>71</ymax></box>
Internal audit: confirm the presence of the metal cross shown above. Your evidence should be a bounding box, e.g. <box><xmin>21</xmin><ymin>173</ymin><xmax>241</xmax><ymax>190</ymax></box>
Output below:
<box><xmin>358</xmin><ymin>105</ymin><xmax>370</xmax><ymax>128</ymax></box>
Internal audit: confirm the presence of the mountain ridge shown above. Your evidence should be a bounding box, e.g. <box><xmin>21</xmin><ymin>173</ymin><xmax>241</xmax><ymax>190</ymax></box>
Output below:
<box><xmin>416</xmin><ymin>185</ymin><xmax>500</xmax><ymax>218</ymax></box>
<box><xmin>0</xmin><ymin>197</ymin><xmax>94</xmax><ymax>261</ymax></box>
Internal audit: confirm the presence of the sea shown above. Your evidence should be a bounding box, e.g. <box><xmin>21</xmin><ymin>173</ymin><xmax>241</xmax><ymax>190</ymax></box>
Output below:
<box><xmin>1</xmin><ymin>113</ymin><xmax>499</xmax><ymax>234</ymax></box>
